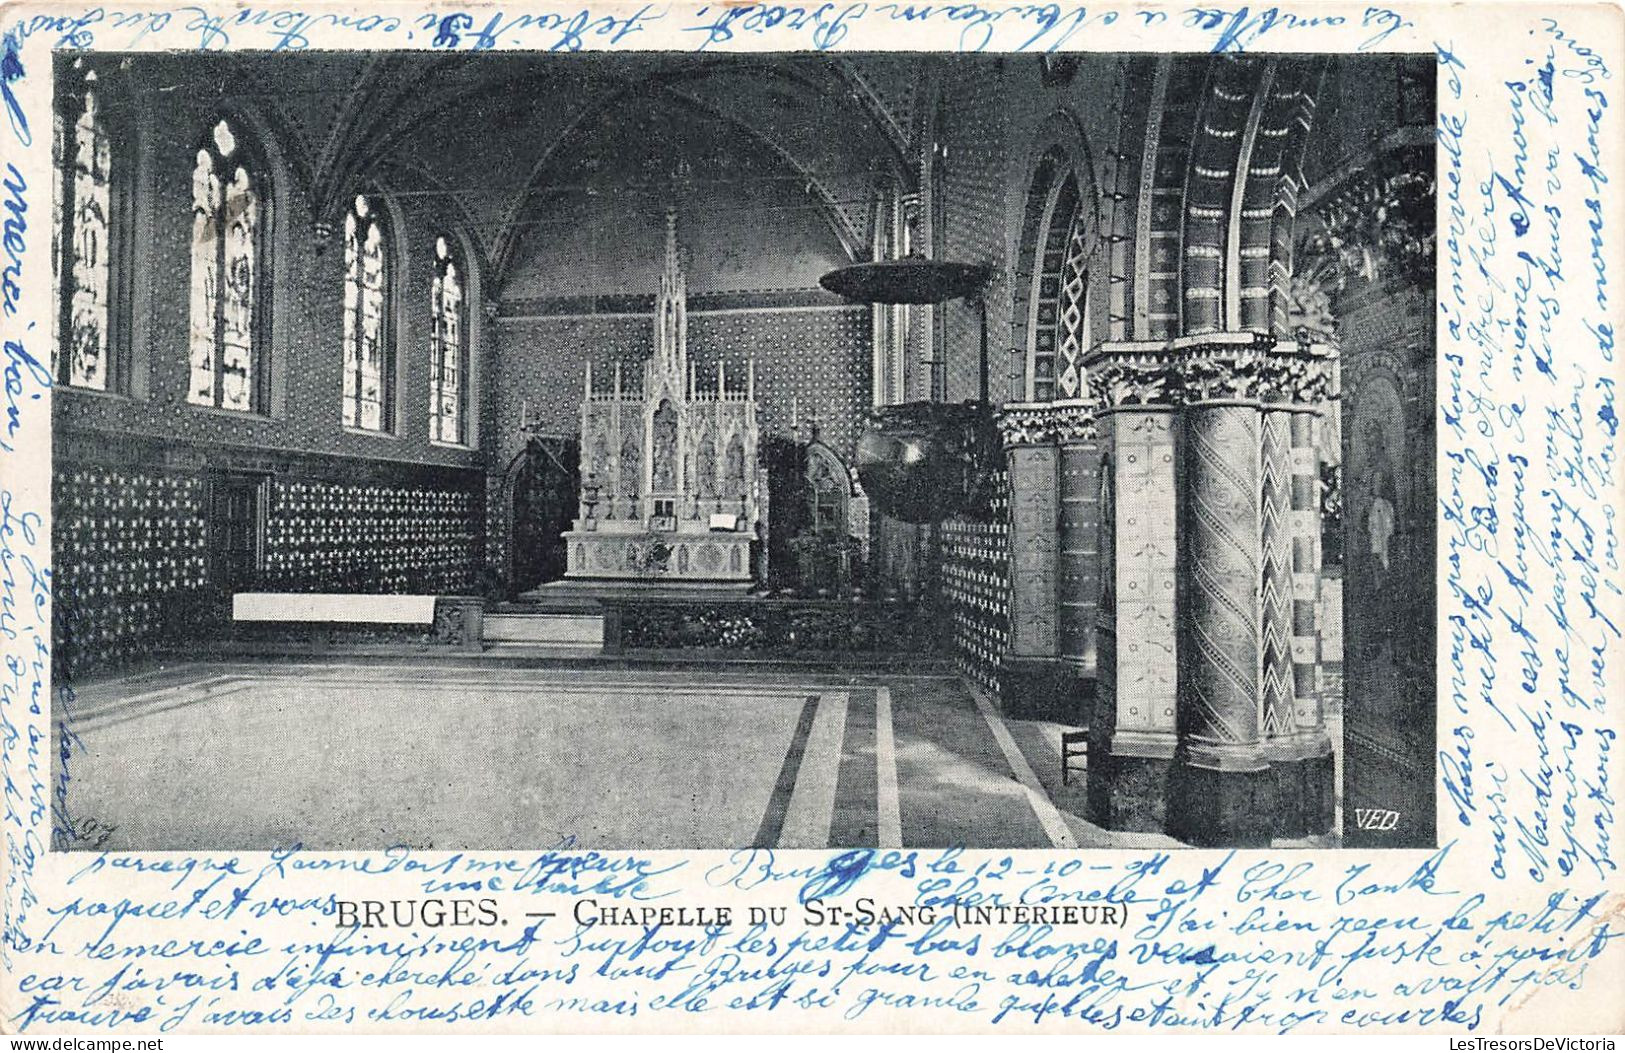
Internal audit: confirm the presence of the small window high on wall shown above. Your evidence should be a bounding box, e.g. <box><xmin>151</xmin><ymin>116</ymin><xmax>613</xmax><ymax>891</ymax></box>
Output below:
<box><xmin>188</xmin><ymin>118</ymin><xmax>264</xmax><ymax>412</ymax></box>
<box><xmin>429</xmin><ymin>235</ymin><xmax>469</xmax><ymax>446</ymax></box>
<box><xmin>54</xmin><ymin>65</ymin><xmax>125</xmax><ymax>392</ymax></box>
<box><xmin>342</xmin><ymin>194</ymin><xmax>393</xmax><ymax>432</ymax></box>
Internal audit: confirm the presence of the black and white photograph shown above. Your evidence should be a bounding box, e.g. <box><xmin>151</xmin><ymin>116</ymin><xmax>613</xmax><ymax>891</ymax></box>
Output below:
<box><xmin>47</xmin><ymin>49</ymin><xmax>1438</xmax><ymax>854</ymax></box>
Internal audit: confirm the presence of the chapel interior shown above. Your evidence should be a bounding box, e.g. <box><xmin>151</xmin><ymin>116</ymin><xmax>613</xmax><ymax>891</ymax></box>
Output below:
<box><xmin>49</xmin><ymin>51</ymin><xmax>1438</xmax><ymax>852</ymax></box>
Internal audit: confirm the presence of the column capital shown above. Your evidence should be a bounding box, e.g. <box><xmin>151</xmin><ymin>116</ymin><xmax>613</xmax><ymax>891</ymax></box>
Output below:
<box><xmin>1085</xmin><ymin>335</ymin><xmax>1336</xmax><ymax>407</ymax></box>
<box><xmin>1084</xmin><ymin>341</ymin><xmax>1176</xmax><ymax>408</ymax></box>
<box><xmin>995</xmin><ymin>398</ymin><xmax>1099</xmax><ymax>448</ymax></box>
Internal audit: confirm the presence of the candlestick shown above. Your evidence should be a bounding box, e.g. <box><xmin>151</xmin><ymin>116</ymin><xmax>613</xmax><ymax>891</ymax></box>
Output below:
<box><xmin>614</xmin><ymin>362</ymin><xmax>622</xmax><ymax>400</ymax></box>
<box><xmin>521</xmin><ymin>398</ymin><xmax>529</xmax><ymax>430</ymax></box>
<box><xmin>791</xmin><ymin>396</ymin><xmax>799</xmax><ymax>430</ymax></box>
<box><xmin>585</xmin><ymin>362</ymin><xmax>593</xmax><ymax>400</ymax></box>
<box><xmin>718</xmin><ymin>359</ymin><xmax>726</xmax><ymax>397</ymax></box>
<box><xmin>747</xmin><ymin>357</ymin><xmax>755</xmax><ymax>402</ymax></box>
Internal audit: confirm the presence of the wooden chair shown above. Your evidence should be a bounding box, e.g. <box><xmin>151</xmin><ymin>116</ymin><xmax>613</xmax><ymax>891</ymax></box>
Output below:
<box><xmin>1060</xmin><ymin>730</ymin><xmax>1088</xmax><ymax>786</ymax></box>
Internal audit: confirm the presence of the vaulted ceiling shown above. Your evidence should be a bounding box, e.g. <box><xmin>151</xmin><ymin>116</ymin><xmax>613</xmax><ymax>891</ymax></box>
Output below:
<box><xmin>205</xmin><ymin>53</ymin><xmax>931</xmax><ymax>284</ymax></box>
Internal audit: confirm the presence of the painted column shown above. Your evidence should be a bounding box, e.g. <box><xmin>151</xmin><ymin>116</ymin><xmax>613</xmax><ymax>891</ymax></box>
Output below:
<box><xmin>1260</xmin><ymin>399</ymin><xmax>1306</xmax><ymax>830</ymax></box>
<box><xmin>1279</xmin><ymin>340</ymin><xmax>1337</xmax><ymax>836</ymax></box>
<box><xmin>1260</xmin><ymin>405</ymin><xmax>1299</xmax><ymax>745</ymax></box>
<box><xmin>1164</xmin><ymin>334</ymin><xmax>1338</xmax><ymax>845</ymax></box>
<box><xmin>996</xmin><ymin>404</ymin><xmax>1070</xmax><ymax>719</ymax></box>
<box><xmin>1082</xmin><ymin>343</ymin><xmax>1180</xmax><ymax>831</ymax></box>
<box><xmin>1055</xmin><ymin>401</ymin><xmax>1102</xmax><ymax>679</ymax></box>
<box><xmin>1168</xmin><ymin>333</ymin><xmax>1276</xmax><ymax>847</ymax></box>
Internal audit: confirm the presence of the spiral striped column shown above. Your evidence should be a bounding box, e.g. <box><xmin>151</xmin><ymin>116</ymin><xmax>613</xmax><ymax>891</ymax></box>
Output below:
<box><xmin>1169</xmin><ymin>337</ymin><xmax>1277</xmax><ymax>847</ymax></box>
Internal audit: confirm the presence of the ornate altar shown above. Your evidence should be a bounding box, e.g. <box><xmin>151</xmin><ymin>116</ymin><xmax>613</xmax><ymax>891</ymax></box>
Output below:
<box><xmin>564</xmin><ymin>209</ymin><xmax>761</xmax><ymax>583</ymax></box>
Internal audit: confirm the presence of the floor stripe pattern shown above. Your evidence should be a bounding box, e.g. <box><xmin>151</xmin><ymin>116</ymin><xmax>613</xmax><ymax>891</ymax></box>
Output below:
<box><xmin>55</xmin><ymin>660</ymin><xmax>1338</xmax><ymax>850</ymax></box>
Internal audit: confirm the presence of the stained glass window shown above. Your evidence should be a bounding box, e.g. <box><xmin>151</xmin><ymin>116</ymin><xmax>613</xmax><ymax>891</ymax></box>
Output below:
<box><xmin>343</xmin><ymin>194</ymin><xmax>392</xmax><ymax>432</ymax></box>
<box><xmin>188</xmin><ymin>118</ymin><xmax>261</xmax><ymax>411</ymax></box>
<box><xmin>429</xmin><ymin>235</ymin><xmax>468</xmax><ymax>445</ymax></box>
<box><xmin>54</xmin><ymin>70</ymin><xmax>114</xmax><ymax>390</ymax></box>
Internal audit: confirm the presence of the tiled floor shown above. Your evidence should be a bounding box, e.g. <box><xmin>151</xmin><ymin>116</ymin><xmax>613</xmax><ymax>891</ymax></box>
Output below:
<box><xmin>54</xmin><ymin>660</ymin><xmax>1336</xmax><ymax>851</ymax></box>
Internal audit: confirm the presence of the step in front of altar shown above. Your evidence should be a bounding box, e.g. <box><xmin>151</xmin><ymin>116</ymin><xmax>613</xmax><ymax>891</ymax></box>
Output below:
<box><xmin>483</xmin><ymin>610</ymin><xmax>605</xmax><ymax>651</ymax></box>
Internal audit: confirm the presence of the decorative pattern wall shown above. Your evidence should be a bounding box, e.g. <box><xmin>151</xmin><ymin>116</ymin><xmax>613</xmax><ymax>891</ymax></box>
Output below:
<box><xmin>936</xmin><ymin>61</ymin><xmax>1012</xmax><ymax>404</ymax></box>
<box><xmin>263</xmin><ymin>481</ymin><xmax>482</xmax><ymax>593</ymax></box>
<box><xmin>939</xmin><ymin>467</ymin><xmax>1010</xmax><ymax>696</ymax></box>
<box><xmin>53</xmin><ymin>467</ymin><xmax>210</xmax><ymax>675</ymax></box>
<box><xmin>53</xmin><ymin>430</ymin><xmax>485</xmax><ymax>676</ymax></box>
<box><xmin>494</xmin><ymin>305</ymin><xmax>871</xmax><ymax>470</ymax></box>
<box><xmin>1337</xmin><ymin>277</ymin><xmax>1435</xmax><ymax>847</ymax></box>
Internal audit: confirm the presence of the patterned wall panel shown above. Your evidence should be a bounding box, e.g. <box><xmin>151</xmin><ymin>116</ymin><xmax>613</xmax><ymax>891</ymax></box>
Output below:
<box><xmin>1337</xmin><ymin>277</ymin><xmax>1435</xmax><ymax>846</ymax></box>
<box><xmin>1058</xmin><ymin>440</ymin><xmax>1103</xmax><ymax>672</ymax></box>
<box><xmin>53</xmin><ymin>467</ymin><xmax>209</xmax><ymax>675</ymax></box>
<box><xmin>494</xmin><ymin>306</ymin><xmax>871</xmax><ymax>470</ymax></box>
<box><xmin>263</xmin><ymin>480</ymin><xmax>481</xmax><ymax>594</ymax></box>
<box><xmin>54</xmin><ymin>433</ymin><xmax>485</xmax><ymax>676</ymax></box>
<box><xmin>1006</xmin><ymin>447</ymin><xmax>1058</xmax><ymax>657</ymax></box>
<box><xmin>937</xmin><ymin>61</ymin><xmax>1011</xmax><ymax>404</ymax></box>
<box><xmin>940</xmin><ymin>467</ymin><xmax>1010</xmax><ymax>697</ymax></box>
<box><xmin>1107</xmin><ymin>412</ymin><xmax>1179</xmax><ymax>737</ymax></box>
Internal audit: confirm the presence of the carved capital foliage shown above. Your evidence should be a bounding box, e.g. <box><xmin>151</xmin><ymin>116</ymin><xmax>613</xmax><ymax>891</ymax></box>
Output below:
<box><xmin>1256</xmin><ymin>345</ymin><xmax>1336</xmax><ymax>405</ymax></box>
<box><xmin>1084</xmin><ymin>339</ymin><xmax>1335</xmax><ymax>409</ymax></box>
<box><xmin>1050</xmin><ymin>401</ymin><xmax>1098</xmax><ymax>445</ymax></box>
<box><xmin>1086</xmin><ymin>354</ymin><xmax>1172</xmax><ymax>408</ymax></box>
<box><xmin>996</xmin><ymin>399</ymin><xmax>1099</xmax><ymax>448</ymax></box>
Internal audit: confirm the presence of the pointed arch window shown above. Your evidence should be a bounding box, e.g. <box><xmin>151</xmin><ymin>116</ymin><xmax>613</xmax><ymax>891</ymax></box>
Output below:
<box><xmin>429</xmin><ymin>235</ymin><xmax>469</xmax><ymax>445</ymax></box>
<box><xmin>188</xmin><ymin>117</ymin><xmax>264</xmax><ymax>412</ymax></box>
<box><xmin>342</xmin><ymin>194</ymin><xmax>394</xmax><ymax>432</ymax></box>
<box><xmin>53</xmin><ymin>66</ymin><xmax>125</xmax><ymax>391</ymax></box>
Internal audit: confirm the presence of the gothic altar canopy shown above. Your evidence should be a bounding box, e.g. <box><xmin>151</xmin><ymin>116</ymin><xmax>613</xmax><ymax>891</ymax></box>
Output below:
<box><xmin>564</xmin><ymin>209</ymin><xmax>762</xmax><ymax>583</ymax></box>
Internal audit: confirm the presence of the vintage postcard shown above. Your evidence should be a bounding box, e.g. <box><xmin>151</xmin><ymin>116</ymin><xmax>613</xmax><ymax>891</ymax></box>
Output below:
<box><xmin>0</xmin><ymin>0</ymin><xmax>1620</xmax><ymax>1037</ymax></box>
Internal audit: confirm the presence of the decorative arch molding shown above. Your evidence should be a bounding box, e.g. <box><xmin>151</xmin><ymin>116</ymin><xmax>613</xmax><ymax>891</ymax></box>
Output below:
<box><xmin>1010</xmin><ymin>109</ymin><xmax>1103</xmax><ymax>403</ymax></box>
<box><xmin>1017</xmin><ymin>109</ymin><xmax>1097</xmax><ymax>203</ymax></box>
<box><xmin>1178</xmin><ymin>55</ymin><xmax>1265</xmax><ymax>337</ymax></box>
<box><xmin>1107</xmin><ymin>54</ymin><xmax>1331</xmax><ymax>343</ymax></box>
